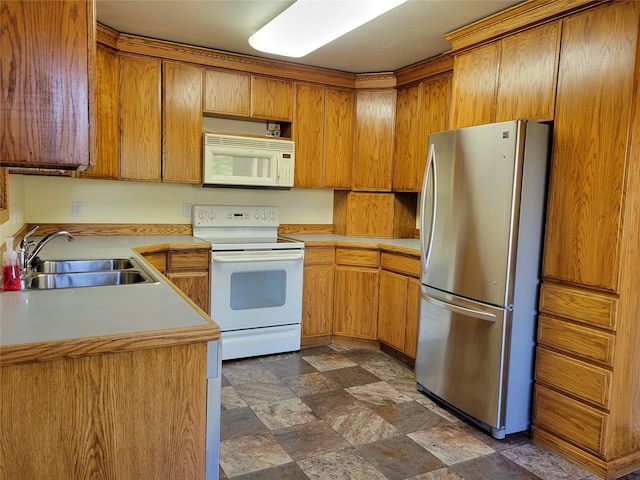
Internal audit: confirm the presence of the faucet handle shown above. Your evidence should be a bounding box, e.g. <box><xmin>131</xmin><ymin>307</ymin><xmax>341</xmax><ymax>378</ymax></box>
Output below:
<box><xmin>20</xmin><ymin>225</ymin><xmax>39</xmax><ymax>250</ymax></box>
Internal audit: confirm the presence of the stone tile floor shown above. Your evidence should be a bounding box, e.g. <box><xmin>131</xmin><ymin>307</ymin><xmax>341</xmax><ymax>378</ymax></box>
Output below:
<box><xmin>219</xmin><ymin>344</ymin><xmax>640</xmax><ymax>480</ymax></box>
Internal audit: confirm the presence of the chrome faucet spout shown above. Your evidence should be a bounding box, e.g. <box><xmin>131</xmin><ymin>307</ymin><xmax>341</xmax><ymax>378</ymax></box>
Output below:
<box><xmin>20</xmin><ymin>229</ymin><xmax>75</xmax><ymax>276</ymax></box>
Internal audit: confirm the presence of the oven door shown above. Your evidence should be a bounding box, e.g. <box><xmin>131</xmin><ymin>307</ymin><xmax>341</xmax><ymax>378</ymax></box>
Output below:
<box><xmin>209</xmin><ymin>249</ymin><xmax>304</xmax><ymax>330</ymax></box>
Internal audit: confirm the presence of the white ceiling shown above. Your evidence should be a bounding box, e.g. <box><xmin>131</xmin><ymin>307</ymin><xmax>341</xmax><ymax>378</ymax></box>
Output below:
<box><xmin>96</xmin><ymin>0</ymin><xmax>524</xmax><ymax>74</ymax></box>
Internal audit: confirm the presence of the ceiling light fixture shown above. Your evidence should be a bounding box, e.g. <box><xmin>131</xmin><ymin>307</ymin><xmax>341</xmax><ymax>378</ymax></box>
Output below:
<box><xmin>248</xmin><ymin>0</ymin><xmax>407</xmax><ymax>58</ymax></box>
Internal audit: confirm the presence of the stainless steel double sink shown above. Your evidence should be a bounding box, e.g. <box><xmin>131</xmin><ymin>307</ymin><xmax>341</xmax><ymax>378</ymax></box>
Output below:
<box><xmin>23</xmin><ymin>257</ymin><xmax>158</xmax><ymax>290</ymax></box>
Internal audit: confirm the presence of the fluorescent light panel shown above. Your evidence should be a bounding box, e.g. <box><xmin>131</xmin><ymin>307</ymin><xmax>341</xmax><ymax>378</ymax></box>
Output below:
<box><xmin>249</xmin><ymin>0</ymin><xmax>407</xmax><ymax>58</ymax></box>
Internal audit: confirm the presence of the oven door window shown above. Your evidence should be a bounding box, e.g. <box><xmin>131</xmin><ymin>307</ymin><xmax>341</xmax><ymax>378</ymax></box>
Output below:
<box><xmin>230</xmin><ymin>270</ymin><xmax>286</xmax><ymax>310</ymax></box>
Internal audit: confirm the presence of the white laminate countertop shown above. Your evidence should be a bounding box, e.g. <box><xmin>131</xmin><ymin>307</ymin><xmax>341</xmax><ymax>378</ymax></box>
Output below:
<box><xmin>0</xmin><ymin>236</ymin><xmax>218</xmax><ymax>353</ymax></box>
<box><xmin>283</xmin><ymin>233</ymin><xmax>421</xmax><ymax>254</ymax></box>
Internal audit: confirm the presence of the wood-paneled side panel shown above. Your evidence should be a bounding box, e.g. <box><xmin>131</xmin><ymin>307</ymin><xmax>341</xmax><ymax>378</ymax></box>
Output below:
<box><xmin>119</xmin><ymin>54</ymin><xmax>161</xmax><ymax>181</ymax></box>
<box><xmin>0</xmin><ymin>168</ymin><xmax>8</xmax><ymax>224</ymax></box>
<box><xmin>203</xmin><ymin>69</ymin><xmax>250</xmax><ymax>116</ymax></box>
<box><xmin>293</xmin><ymin>83</ymin><xmax>324</xmax><ymax>188</ymax></box>
<box><xmin>353</xmin><ymin>90</ymin><xmax>396</xmax><ymax>191</ymax></box>
<box><xmin>449</xmin><ymin>42</ymin><xmax>500</xmax><ymax>129</ymax></box>
<box><xmin>324</xmin><ymin>87</ymin><xmax>354</xmax><ymax>189</ymax></box>
<box><xmin>496</xmin><ymin>20</ymin><xmax>561</xmax><ymax>122</ymax></box>
<box><xmin>0</xmin><ymin>345</ymin><xmax>207</xmax><ymax>479</ymax></box>
<box><xmin>162</xmin><ymin>61</ymin><xmax>203</xmax><ymax>184</ymax></box>
<box><xmin>542</xmin><ymin>2</ymin><xmax>637</xmax><ymax>291</ymax></box>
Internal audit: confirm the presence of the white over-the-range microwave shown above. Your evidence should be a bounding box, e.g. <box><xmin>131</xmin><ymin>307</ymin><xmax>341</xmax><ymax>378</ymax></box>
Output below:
<box><xmin>202</xmin><ymin>132</ymin><xmax>295</xmax><ymax>189</ymax></box>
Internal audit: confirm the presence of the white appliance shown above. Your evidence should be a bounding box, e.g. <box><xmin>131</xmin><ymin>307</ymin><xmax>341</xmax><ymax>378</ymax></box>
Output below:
<box><xmin>202</xmin><ymin>133</ymin><xmax>295</xmax><ymax>189</ymax></box>
<box><xmin>193</xmin><ymin>204</ymin><xmax>304</xmax><ymax>361</ymax></box>
<box><xmin>415</xmin><ymin>120</ymin><xmax>551</xmax><ymax>439</ymax></box>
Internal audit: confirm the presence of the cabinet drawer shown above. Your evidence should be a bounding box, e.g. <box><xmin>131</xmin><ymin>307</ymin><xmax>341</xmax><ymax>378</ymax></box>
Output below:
<box><xmin>167</xmin><ymin>249</ymin><xmax>210</xmax><ymax>271</ymax></box>
<box><xmin>335</xmin><ymin>247</ymin><xmax>379</xmax><ymax>268</ymax></box>
<box><xmin>533</xmin><ymin>385</ymin><xmax>607</xmax><ymax>455</ymax></box>
<box><xmin>305</xmin><ymin>247</ymin><xmax>335</xmax><ymax>265</ymax></box>
<box><xmin>539</xmin><ymin>283</ymin><xmax>618</xmax><ymax>330</ymax></box>
<box><xmin>380</xmin><ymin>252</ymin><xmax>420</xmax><ymax>277</ymax></box>
<box><xmin>537</xmin><ymin>315</ymin><xmax>615</xmax><ymax>366</ymax></box>
<box><xmin>535</xmin><ymin>347</ymin><xmax>611</xmax><ymax>409</ymax></box>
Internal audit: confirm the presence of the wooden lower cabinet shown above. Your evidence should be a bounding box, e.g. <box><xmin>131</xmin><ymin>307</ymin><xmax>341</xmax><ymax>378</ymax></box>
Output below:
<box><xmin>301</xmin><ymin>247</ymin><xmax>335</xmax><ymax>345</ymax></box>
<box><xmin>377</xmin><ymin>252</ymin><xmax>421</xmax><ymax>358</ymax></box>
<box><xmin>0</xmin><ymin>343</ymin><xmax>209</xmax><ymax>479</ymax></box>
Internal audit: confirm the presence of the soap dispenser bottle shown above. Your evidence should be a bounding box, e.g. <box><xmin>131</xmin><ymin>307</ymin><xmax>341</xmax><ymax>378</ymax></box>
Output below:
<box><xmin>2</xmin><ymin>236</ymin><xmax>21</xmax><ymax>291</ymax></box>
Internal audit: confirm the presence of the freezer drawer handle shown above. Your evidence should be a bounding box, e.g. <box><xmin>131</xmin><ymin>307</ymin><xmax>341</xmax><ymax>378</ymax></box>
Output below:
<box><xmin>421</xmin><ymin>292</ymin><xmax>497</xmax><ymax>322</ymax></box>
<box><xmin>212</xmin><ymin>252</ymin><xmax>304</xmax><ymax>263</ymax></box>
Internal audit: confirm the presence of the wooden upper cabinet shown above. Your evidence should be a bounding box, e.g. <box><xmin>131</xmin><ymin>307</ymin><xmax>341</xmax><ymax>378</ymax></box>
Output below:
<box><xmin>202</xmin><ymin>69</ymin><xmax>250</xmax><ymax>117</ymax></box>
<box><xmin>81</xmin><ymin>44</ymin><xmax>119</xmax><ymax>180</ymax></box>
<box><xmin>293</xmin><ymin>83</ymin><xmax>325</xmax><ymax>188</ymax></box>
<box><xmin>496</xmin><ymin>21</ymin><xmax>561</xmax><ymax>123</ymax></box>
<box><xmin>449</xmin><ymin>42</ymin><xmax>500</xmax><ymax>129</ymax></box>
<box><xmin>542</xmin><ymin>2</ymin><xmax>637</xmax><ymax>292</ymax></box>
<box><xmin>0</xmin><ymin>0</ymin><xmax>95</xmax><ymax>168</ymax></box>
<box><xmin>162</xmin><ymin>61</ymin><xmax>203</xmax><ymax>184</ymax></box>
<box><xmin>393</xmin><ymin>74</ymin><xmax>450</xmax><ymax>192</ymax></box>
<box><xmin>353</xmin><ymin>90</ymin><xmax>396</xmax><ymax>191</ymax></box>
<box><xmin>250</xmin><ymin>76</ymin><xmax>293</xmax><ymax>122</ymax></box>
<box><xmin>119</xmin><ymin>54</ymin><xmax>162</xmax><ymax>181</ymax></box>
<box><xmin>324</xmin><ymin>87</ymin><xmax>354</xmax><ymax>190</ymax></box>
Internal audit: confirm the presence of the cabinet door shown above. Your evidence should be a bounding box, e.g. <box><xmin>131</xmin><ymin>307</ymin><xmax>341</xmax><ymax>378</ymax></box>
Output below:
<box><xmin>449</xmin><ymin>42</ymin><xmax>500</xmax><ymax>129</ymax></box>
<box><xmin>324</xmin><ymin>87</ymin><xmax>354</xmax><ymax>189</ymax></box>
<box><xmin>166</xmin><ymin>271</ymin><xmax>209</xmax><ymax>313</ymax></box>
<box><xmin>119</xmin><ymin>54</ymin><xmax>161</xmax><ymax>181</ymax></box>
<box><xmin>203</xmin><ymin>69</ymin><xmax>250</xmax><ymax>116</ymax></box>
<box><xmin>1</xmin><ymin>0</ymin><xmax>93</xmax><ymax>168</ymax></box>
<box><xmin>378</xmin><ymin>270</ymin><xmax>408</xmax><ymax>351</ymax></box>
<box><xmin>293</xmin><ymin>83</ymin><xmax>324</xmax><ymax>188</ymax></box>
<box><xmin>496</xmin><ymin>21</ymin><xmax>561</xmax><ymax>123</ymax></box>
<box><xmin>393</xmin><ymin>75</ymin><xmax>450</xmax><ymax>192</ymax></box>
<box><xmin>81</xmin><ymin>44</ymin><xmax>119</xmax><ymax>179</ymax></box>
<box><xmin>302</xmin><ymin>264</ymin><xmax>334</xmax><ymax>338</ymax></box>
<box><xmin>250</xmin><ymin>76</ymin><xmax>293</xmax><ymax>121</ymax></box>
<box><xmin>405</xmin><ymin>278</ymin><xmax>421</xmax><ymax>358</ymax></box>
<box><xmin>0</xmin><ymin>168</ymin><xmax>7</xmax><ymax>223</ymax></box>
<box><xmin>162</xmin><ymin>61</ymin><xmax>202</xmax><ymax>184</ymax></box>
<box><xmin>542</xmin><ymin>2</ymin><xmax>637</xmax><ymax>291</ymax></box>
<box><xmin>353</xmin><ymin>90</ymin><xmax>396</xmax><ymax>191</ymax></box>
<box><xmin>333</xmin><ymin>266</ymin><xmax>378</xmax><ymax>339</ymax></box>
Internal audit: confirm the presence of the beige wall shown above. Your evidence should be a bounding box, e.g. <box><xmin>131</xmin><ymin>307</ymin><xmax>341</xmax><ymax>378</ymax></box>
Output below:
<box><xmin>0</xmin><ymin>174</ymin><xmax>26</xmax><ymax>243</ymax></box>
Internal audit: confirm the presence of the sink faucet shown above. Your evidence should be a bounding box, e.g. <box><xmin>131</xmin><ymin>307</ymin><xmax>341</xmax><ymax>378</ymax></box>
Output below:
<box><xmin>19</xmin><ymin>226</ymin><xmax>75</xmax><ymax>276</ymax></box>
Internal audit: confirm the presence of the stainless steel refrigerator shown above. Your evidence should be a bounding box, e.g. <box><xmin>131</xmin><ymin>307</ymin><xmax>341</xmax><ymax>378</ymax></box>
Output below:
<box><xmin>415</xmin><ymin>119</ymin><xmax>551</xmax><ymax>439</ymax></box>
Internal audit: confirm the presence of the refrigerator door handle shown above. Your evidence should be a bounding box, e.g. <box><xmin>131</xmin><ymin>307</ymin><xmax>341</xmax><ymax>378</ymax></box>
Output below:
<box><xmin>420</xmin><ymin>143</ymin><xmax>437</xmax><ymax>271</ymax></box>
<box><xmin>421</xmin><ymin>291</ymin><xmax>497</xmax><ymax>323</ymax></box>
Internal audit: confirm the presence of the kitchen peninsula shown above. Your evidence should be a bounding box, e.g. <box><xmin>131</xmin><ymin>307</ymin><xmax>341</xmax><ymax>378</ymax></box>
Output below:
<box><xmin>0</xmin><ymin>236</ymin><xmax>221</xmax><ymax>480</ymax></box>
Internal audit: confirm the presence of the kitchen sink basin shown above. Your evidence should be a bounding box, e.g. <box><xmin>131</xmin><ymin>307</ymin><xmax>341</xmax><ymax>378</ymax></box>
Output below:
<box><xmin>32</xmin><ymin>258</ymin><xmax>136</xmax><ymax>273</ymax></box>
<box><xmin>25</xmin><ymin>270</ymin><xmax>156</xmax><ymax>290</ymax></box>
<box><xmin>23</xmin><ymin>257</ymin><xmax>159</xmax><ymax>290</ymax></box>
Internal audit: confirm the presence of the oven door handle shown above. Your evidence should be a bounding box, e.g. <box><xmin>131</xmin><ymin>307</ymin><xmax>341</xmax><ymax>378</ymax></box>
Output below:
<box><xmin>211</xmin><ymin>251</ymin><xmax>304</xmax><ymax>263</ymax></box>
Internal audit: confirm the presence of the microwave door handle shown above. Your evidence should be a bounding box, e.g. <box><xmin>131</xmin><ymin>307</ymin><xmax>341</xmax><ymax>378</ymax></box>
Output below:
<box><xmin>212</xmin><ymin>252</ymin><xmax>304</xmax><ymax>263</ymax></box>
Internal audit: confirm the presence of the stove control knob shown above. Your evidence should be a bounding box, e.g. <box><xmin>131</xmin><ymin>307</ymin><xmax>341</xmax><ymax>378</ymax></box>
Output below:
<box><xmin>269</xmin><ymin>211</ymin><xmax>277</xmax><ymax>220</ymax></box>
<box><xmin>261</xmin><ymin>212</ymin><xmax>267</xmax><ymax>220</ymax></box>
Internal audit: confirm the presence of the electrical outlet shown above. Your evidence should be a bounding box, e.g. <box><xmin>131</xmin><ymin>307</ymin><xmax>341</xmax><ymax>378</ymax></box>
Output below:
<box><xmin>72</xmin><ymin>201</ymin><xmax>83</xmax><ymax>217</ymax></box>
<box><xmin>183</xmin><ymin>203</ymin><xmax>192</xmax><ymax>217</ymax></box>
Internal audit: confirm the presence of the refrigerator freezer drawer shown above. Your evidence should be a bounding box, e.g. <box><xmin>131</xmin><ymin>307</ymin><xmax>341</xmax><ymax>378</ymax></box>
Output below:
<box><xmin>415</xmin><ymin>285</ymin><xmax>508</xmax><ymax>431</ymax></box>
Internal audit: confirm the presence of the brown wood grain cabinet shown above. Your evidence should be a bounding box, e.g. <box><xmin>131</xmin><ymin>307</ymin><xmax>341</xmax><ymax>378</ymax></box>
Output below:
<box><xmin>81</xmin><ymin>44</ymin><xmax>120</xmax><ymax>180</ymax></box>
<box><xmin>377</xmin><ymin>252</ymin><xmax>421</xmax><ymax>357</ymax></box>
<box><xmin>449</xmin><ymin>21</ymin><xmax>560</xmax><ymax>129</ymax></box>
<box><xmin>166</xmin><ymin>248</ymin><xmax>210</xmax><ymax>313</ymax></box>
<box><xmin>0</xmin><ymin>0</ymin><xmax>95</xmax><ymax>169</ymax></box>
<box><xmin>353</xmin><ymin>89</ymin><xmax>396</xmax><ymax>191</ymax></box>
<box><xmin>162</xmin><ymin>61</ymin><xmax>203</xmax><ymax>184</ymax></box>
<box><xmin>532</xmin><ymin>3</ymin><xmax>640</xmax><ymax>478</ymax></box>
<box><xmin>0</xmin><ymin>343</ymin><xmax>208</xmax><ymax>479</ymax></box>
<box><xmin>250</xmin><ymin>75</ymin><xmax>293</xmax><ymax>122</ymax></box>
<box><xmin>301</xmin><ymin>246</ymin><xmax>335</xmax><ymax>345</ymax></box>
<box><xmin>203</xmin><ymin>69</ymin><xmax>250</xmax><ymax>117</ymax></box>
<box><xmin>333</xmin><ymin>247</ymin><xmax>379</xmax><ymax>339</ymax></box>
<box><xmin>119</xmin><ymin>54</ymin><xmax>162</xmax><ymax>181</ymax></box>
<box><xmin>393</xmin><ymin>75</ymin><xmax>451</xmax><ymax>192</ymax></box>
<box><xmin>0</xmin><ymin>168</ymin><xmax>8</xmax><ymax>224</ymax></box>
<box><xmin>293</xmin><ymin>83</ymin><xmax>325</xmax><ymax>188</ymax></box>
<box><xmin>324</xmin><ymin>87</ymin><xmax>354</xmax><ymax>189</ymax></box>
